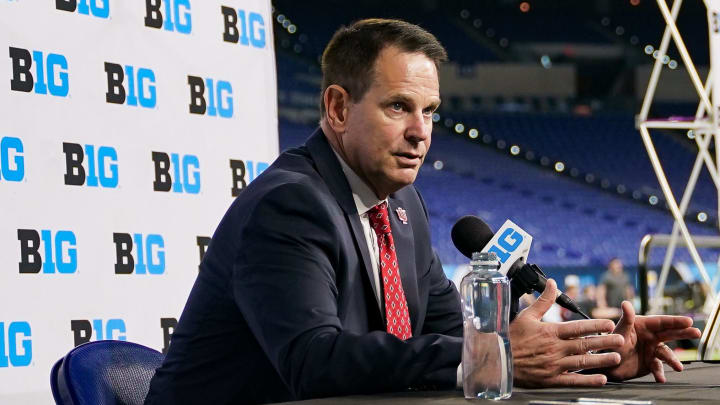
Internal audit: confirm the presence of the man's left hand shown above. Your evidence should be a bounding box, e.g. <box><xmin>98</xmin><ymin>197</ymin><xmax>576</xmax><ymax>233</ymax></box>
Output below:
<box><xmin>602</xmin><ymin>301</ymin><xmax>701</xmax><ymax>382</ymax></box>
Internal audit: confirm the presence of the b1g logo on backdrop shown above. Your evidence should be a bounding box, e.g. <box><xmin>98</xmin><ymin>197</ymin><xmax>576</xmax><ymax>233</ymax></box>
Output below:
<box><xmin>63</xmin><ymin>142</ymin><xmax>118</xmax><ymax>188</ymax></box>
<box><xmin>113</xmin><ymin>233</ymin><xmax>165</xmax><ymax>275</ymax></box>
<box><xmin>152</xmin><ymin>151</ymin><xmax>200</xmax><ymax>193</ymax></box>
<box><xmin>0</xmin><ymin>137</ymin><xmax>24</xmax><ymax>182</ymax></box>
<box><xmin>221</xmin><ymin>6</ymin><xmax>266</xmax><ymax>49</ymax></box>
<box><xmin>160</xmin><ymin>318</ymin><xmax>177</xmax><ymax>354</ymax></box>
<box><xmin>230</xmin><ymin>159</ymin><xmax>268</xmax><ymax>196</ymax></box>
<box><xmin>0</xmin><ymin>321</ymin><xmax>32</xmax><ymax>368</ymax></box>
<box><xmin>9</xmin><ymin>47</ymin><xmax>69</xmax><ymax>97</ymax></box>
<box><xmin>55</xmin><ymin>0</ymin><xmax>110</xmax><ymax>19</ymax></box>
<box><xmin>196</xmin><ymin>236</ymin><xmax>210</xmax><ymax>268</ymax></box>
<box><xmin>187</xmin><ymin>76</ymin><xmax>233</xmax><ymax>118</ymax></box>
<box><xmin>17</xmin><ymin>229</ymin><xmax>77</xmax><ymax>274</ymax></box>
<box><xmin>105</xmin><ymin>62</ymin><xmax>156</xmax><ymax>109</ymax></box>
<box><xmin>145</xmin><ymin>0</ymin><xmax>191</xmax><ymax>34</ymax></box>
<box><xmin>71</xmin><ymin>319</ymin><xmax>126</xmax><ymax>346</ymax></box>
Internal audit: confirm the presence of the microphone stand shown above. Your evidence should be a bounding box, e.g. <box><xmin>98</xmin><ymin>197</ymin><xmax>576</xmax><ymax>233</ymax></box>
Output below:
<box><xmin>507</xmin><ymin>262</ymin><xmax>590</xmax><ymax>321</ymax></box>
<box><xmin>507</xmin><ymin>263</ymin><xmax>544</xmax><ymax>321</ymax></box>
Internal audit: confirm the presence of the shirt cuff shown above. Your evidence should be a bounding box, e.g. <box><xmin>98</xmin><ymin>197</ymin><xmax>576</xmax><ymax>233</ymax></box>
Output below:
<box><xmin>456</xmin><ymin>363</ymin><xmax>463</xmax><ymax>389</ymax></box>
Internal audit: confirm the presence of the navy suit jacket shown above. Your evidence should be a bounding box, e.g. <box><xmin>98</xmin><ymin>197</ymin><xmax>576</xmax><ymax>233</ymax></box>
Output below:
<box><xmin>145</xmin><ymin>129</ymin><xmax>463</xmax><ymax>404</ymax></box>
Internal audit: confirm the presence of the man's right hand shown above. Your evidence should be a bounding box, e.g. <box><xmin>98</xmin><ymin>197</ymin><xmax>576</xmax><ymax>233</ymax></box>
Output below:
<box><xmin>509</xmin><ymin>279</ymin><xmax>624</xmax><ymax>387</ymax></box>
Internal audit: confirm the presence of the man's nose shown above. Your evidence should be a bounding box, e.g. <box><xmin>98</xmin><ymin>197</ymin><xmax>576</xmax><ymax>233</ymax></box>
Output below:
<box><xmin>404</xmin><ymin>110</ymin><xmax>430</xmax><ymax>143</ymax></box>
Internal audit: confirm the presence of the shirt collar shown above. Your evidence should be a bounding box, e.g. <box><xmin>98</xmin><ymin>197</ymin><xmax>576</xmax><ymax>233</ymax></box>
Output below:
<box><xmin>332</xmin><ymin>149</ymin><xmax>386</xmax><ymax>216</ymax></box>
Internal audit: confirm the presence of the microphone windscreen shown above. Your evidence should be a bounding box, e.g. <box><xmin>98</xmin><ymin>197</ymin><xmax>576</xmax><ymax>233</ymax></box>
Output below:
<box><xmin>451</xmin><ymin>216</ymin><xmax>495</xmax><ymax>259</ymax></box>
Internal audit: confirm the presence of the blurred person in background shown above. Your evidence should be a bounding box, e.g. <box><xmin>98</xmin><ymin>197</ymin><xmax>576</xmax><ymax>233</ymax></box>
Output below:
<box><xmin>597</xmin><ymin>258</ymin><xmax>634</xmax><ymax>319</ymax></box>
<box><xmin>579</xmin><ymin>284</ymin><xmax>599</xmax><ymax>318</ymax></box>
<box><xmin>561</xmin><ymin>285</ymin><xmax>583</xmax><ymax>321</ymax></box>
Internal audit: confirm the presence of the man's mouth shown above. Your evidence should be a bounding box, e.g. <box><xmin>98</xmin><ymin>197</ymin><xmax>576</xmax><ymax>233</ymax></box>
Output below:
<box><xmin>394</xmin><ymin>152</ymin><xmax>422</xmax><ymax>166</ymax></box>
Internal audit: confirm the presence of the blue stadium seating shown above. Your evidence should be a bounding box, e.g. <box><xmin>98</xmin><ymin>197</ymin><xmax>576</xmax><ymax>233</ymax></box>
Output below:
<box><xmin>416</xmin><ymin>124</ymin><xmax>716</xmax><ymax>268</ymax></box>
<box><xmin>448</xmin><ymin>111</ymin><xmax>717</xmax><ymax>215</ymax></box>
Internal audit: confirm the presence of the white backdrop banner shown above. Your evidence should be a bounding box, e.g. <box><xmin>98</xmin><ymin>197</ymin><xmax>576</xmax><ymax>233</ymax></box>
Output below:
<box><xmin>0</xmin><ymin>0</ymin><xmax>277</xmax><ymax>401</ymax></box>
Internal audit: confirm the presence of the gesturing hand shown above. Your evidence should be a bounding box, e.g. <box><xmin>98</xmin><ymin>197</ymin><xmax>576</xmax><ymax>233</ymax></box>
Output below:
<box><xmin>601</xmin><ymin>301</ymin><xmax>701</xmax><ymax>382</ymax></box>
<box><xmin>510</xmin><ymin>279</ymin><xmax>624</xmax><ymax>387</ymax></box>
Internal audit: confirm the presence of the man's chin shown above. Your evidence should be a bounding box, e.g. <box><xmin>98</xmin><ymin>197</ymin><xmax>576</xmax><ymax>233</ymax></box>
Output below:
<box><xmin>388</xmin><ymin>171</ymin><xmax>419</xmax><ymax>189</ymax></box>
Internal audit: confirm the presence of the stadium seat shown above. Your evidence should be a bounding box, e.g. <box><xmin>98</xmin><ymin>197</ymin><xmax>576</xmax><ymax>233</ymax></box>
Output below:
<box><xmin>50</xmin><ymin>340</ymin><xmax>163</xmax><ymax>405</ymax></box>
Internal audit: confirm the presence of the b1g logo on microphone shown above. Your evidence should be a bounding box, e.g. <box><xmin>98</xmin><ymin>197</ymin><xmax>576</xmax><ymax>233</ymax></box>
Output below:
<box><xmin>488</xmin><ymin>228</ymin><xmax>523</xmax><ymax>264</ymax></box>
<box><xmin>113</xmin><ymin>233</ymin><xmax>165</xmax><ymax>275</ymax></box>
<box><xmin>9</xmin><ymin>47</ymin><xmax>69</xmax><ymax>97</ymax></box>
<box><xmin>145</xmin><ymin>0</ymin><xmax>191</xmax><ymax>34</ymax></box>
<box><xmin>55</xmin><ymin>0</ymin><xmax>110</xmax><ymax>19</ymax></box>
<box><xmin>221</xmin><ymin>6</ymin><xmax>266</xmax><ymax>49</ymax></box>
<box><xmin>71</xmin><ymin>319</ymin><xmax>126</xmax><ymax>346</ymax></box>
<box><xmin>187</xmin><ymin>76</ymin><xmax>233</xmax><ymax>118</ymax></box>
<box><xmin>105</xmin><ymin>62</ymin><xmax>156</xmax><ymax>108</ymax></box>
<box><xmin>17</xmin><ymin>229</ymin><xmax>77</xmax><ymax>274</ymax></box>
<box><xmin>152</xmin><ymin>151</ymin><xmax>200</xmax><ymax>194</ymax></box>
<box><xmin>481</xmin><ymin>219</ymin><xmax>533</xmax><ymax>275</ymax></box>
<box><xmin>63</xmin><ymin>142</ymin><xmax>118</xmax><ymax>188</ymax></box>
<box><xmin>230</xmin><ymin>159</ymin><xmax>268</xmax><ymax>196</ymax></box>
<box><xmin>160</xmin><ymin>318</ymin><xmax>177</xmax><ymax>354</ymax></box>
<box><xmin>0</xmin><ymin>137</ymin><xmax>24</xmax><ymax>182</ymax></box>
<box><xmin>0</xmin><ymin>321</ymin><xmax>32</xmax><ymax>368</ymax></box>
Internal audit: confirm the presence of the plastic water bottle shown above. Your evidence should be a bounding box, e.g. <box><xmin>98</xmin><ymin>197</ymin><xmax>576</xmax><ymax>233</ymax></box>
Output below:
<box><xmin>460</xmin><ymin>251</ymin><xmax>512</xmax><ymax>400</ymax></box>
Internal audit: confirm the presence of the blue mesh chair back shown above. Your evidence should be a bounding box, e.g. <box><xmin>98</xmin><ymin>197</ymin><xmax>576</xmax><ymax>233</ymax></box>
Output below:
<box><xmin>50</xmin><ymin>340</ymin><xmax>164</xmax><ymax>405</ymax></box>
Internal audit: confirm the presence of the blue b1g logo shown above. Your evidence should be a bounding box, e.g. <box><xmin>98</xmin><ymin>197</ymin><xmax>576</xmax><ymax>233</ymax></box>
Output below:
<box><xmin>152</xmin><ymin>151</ymin><xmax>200</xmax><ymax>193</ymax></box>
<box><xmin>17</xmin><ymin>229</ymin><xmax>77</xmax><ymax>274</ymax></box>
<box><xmin>113</xmin><ymin>233</ymin><xmax>165</xmax><ymax>275</ymax></box>
<box><xmin>230</xmin><ymin>159</ymin><xmax>268</xmax><ymax>196</ymax></box>
<box><xmin>0</xmin><ymin>137</ymin><xmax>24</xmax><ymax>182</ymax></box>
<box><xmin>9</xmin><ymin>47</ymin><xmax>69</xmax><ymax>97</ymax></box>
<box><xmin>0</xmin><ymin>322</ymin><xmax>32</xmax><ymax>368</ymax></box>
<box><xmin>56</xmin><ymin>0</ymin><xmax>110</xmax><ymax>19</ymax></box>
<box><xmin>221</xmin><ymin>6</ymin><xmax>266</xmax><ymax>48</ymax></box>
<box><xmin>105</xmin><ymin>62</ymin><xmax>156</xmax><ymax>108</ymax></box>
<box><xmin>71</xmin><ymin>319</ymin><xmax>126</xmax><ymax>346</ymax></box>
<box><xmin>188</xmin><ymin>76</ymin><xmax>233</xmax><ymax>118</ymax></box>
<box><xmin>487</xmin><ymin>228</ymin><xmax>523</xmax><ymax>264</ymax></box>
<box><xmin>63</xmin><ymin>142</ymin><xmax>118</xmax><ymax>188</ymax></box>
<box><xmin>145</xmin><ymin>0</ymin><xmax>191</xmax><ymax>34</ymax></box>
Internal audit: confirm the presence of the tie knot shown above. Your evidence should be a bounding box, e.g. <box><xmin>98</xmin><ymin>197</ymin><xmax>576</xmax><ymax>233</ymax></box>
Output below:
<box><xmin>368</xmin><ymin>202</ymin><xmax>391</xmax><ymax>235</ymax></box>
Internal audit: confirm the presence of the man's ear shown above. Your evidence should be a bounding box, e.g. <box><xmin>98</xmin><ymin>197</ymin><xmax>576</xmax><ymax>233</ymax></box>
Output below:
<box><xmin>323</xmin><ymin>84</ymin><xmax>350</xmax><ymax>133</ymax></box>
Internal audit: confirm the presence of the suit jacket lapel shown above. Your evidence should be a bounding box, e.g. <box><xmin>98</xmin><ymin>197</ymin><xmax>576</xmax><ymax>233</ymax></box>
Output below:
<box><xmin>305</xmin><ymin>129</ymin><xmax>383</xmax><ymax>317</ymax></box>
<box><xmin>387</xmin><ymin>196</ymin><xmax>420</xmax><ymax>335</ymax></box>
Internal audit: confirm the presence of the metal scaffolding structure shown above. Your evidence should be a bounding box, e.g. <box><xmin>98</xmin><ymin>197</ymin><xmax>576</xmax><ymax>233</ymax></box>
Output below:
<box><xmin>636</xmin><ymin>0</ymin><xmax>720</xmax><ymax>359</ymax></box>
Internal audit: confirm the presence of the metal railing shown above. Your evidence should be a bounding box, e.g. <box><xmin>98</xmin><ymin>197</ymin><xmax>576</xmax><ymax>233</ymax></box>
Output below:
<box><xmin>638</xmin><ymin>233</ymin><xmax>720</xmax><ymax>359</ymax></box>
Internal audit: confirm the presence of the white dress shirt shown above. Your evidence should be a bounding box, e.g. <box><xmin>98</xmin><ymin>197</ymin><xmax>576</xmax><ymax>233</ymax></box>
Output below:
<box><xmin>333</xmin><ymin>150</ymin><xmax>386</xmax><ymax>314</ymax></box>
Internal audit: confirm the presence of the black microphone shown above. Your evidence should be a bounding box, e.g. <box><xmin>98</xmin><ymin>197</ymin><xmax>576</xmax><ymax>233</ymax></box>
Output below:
<box><xmin>451</xmin><ymin>215</ymin><xmax>590</xmax><ymax>320</ymax></box>
<box><xmin>451</xmin><ymin>215</ymin><xmax>495</xmax><ymax>259</ymax></box>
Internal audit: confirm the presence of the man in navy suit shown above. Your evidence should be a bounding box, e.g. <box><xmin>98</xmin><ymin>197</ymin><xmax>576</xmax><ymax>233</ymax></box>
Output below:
<box><xmin>146</xmin><ymin>19</ymin><xmax>700</xmax><ymax>404</ymax></box>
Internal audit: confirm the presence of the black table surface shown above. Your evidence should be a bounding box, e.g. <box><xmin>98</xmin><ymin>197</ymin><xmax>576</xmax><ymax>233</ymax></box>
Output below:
<box><xmin>281</xmin><ymin>362</ymin><xmax>720</xmax><ymax>404</ymax></box>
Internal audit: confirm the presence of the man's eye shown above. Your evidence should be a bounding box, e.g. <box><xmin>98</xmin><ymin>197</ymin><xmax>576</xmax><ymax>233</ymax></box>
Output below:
<box><xmin>391</xmin><ymin>102</ymin><xmax>404</xmax><ymax>111</ymax></box>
